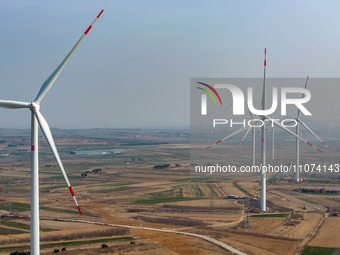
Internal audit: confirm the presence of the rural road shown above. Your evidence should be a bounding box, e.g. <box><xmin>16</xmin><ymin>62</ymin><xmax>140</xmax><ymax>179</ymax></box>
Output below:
<box><xmin>43</xmin><ymin>217</ymin><xmax>248</xmax><ymax>255</ymax></box>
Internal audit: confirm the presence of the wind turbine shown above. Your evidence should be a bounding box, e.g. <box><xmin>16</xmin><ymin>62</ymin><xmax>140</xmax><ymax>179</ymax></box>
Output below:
<box><xmin>237</xmin><ymin>112</ymin><xmax>273</xmax><ymax>166</ymax></box>
<box><xmin>291</xmin><ymin>76</ymin><xmax>330</xmax><ymax>182</ymax></box>
<box><xmin>206</xmin><ymin>48</ymin><xmax>322</xmax><ymax>211</ymax></box>
<box><xmin>0</xmin><ymin>9</ymin><xmax>104</xmax><ymax>255</ymax></box>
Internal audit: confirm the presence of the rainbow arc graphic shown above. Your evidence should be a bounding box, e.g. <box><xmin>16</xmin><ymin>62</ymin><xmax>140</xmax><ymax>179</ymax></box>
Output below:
<box><xmin>196</xmin><ymin>82</ymin><xmax>223</xmax><ymax>115</ymax></box>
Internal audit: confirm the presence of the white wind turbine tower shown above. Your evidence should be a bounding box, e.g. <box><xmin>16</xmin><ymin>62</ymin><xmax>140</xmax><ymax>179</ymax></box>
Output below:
<box><xmin>291</xmin><ymin>76</ymin><xmax>330</xmax><ymax>182</ymax></box>
<box><xmin>238</xmin><ymin>112</ymin><xmax>274</xmax><ymax>166</ymax></box>
<box><xmin>237</xmin><ymin>111</ymin><xmax>258</xmax><ymax>166</ymax></box>
<box><xmin>271</xmin><ymin>116</ymin><xmax>275</xmax><ymax>160</ymax></box>
<box><xmin>0</xmin><ymin>10</ymin><xmax>104</xmax><ymax>255</ymax></box>
<box><xmin>327</xmin><ymin>104</ymin><xmax>335</xmax><ymax>134</ymax></box>
<box><xmin>206</xmin><ymin>48</ymin><xmax>322</xmax><ymax>211</ymax></box>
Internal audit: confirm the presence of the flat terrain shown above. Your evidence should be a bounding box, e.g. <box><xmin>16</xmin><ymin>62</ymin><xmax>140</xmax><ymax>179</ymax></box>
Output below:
<box><xmin>308</xmin><ymin>217</ymin><xmax>340</xmax><ymax>248</ymax></box>
<box><xmin>0</xmin><ymin>128</ymin><xmax>340</xmax><ymax>254</ymax></box>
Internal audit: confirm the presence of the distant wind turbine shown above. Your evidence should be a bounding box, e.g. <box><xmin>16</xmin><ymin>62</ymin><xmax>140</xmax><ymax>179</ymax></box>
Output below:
<box><xmin>206</xmin><ymin>49</ymin><xmax>322</xmax><ymax>211</ymax></box>
<box><xmin>290</xmin><ymin>76</ymin><xmax>330</xmax><ymax>182</ymax></box>
<box><xmin>326</xmin><ymin>103</ymin><xmax>340</xmax><ymax>134</ymax></box>
<box><xmin>0</xmin><ymin>9</ymin><xmax>104</xmax><ymax>255</ymax></box>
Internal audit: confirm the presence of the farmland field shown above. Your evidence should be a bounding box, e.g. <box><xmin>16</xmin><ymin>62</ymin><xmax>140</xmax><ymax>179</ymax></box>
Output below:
<box><xmin>0</xmin><ymin>128</ymin><xmax>340</xmax><ymax>254</ymax></box>
<box><xmin>308</xmin><ymin>217</ymin><xmax>340</xmax><ymax>248</ymax></box>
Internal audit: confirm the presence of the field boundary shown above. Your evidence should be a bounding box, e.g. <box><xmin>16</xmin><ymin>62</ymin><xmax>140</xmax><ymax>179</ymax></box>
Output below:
<box><xmin>293</xmin><ymin>213</ymin><xmax>328</xmax><ymax>255</ymax></box>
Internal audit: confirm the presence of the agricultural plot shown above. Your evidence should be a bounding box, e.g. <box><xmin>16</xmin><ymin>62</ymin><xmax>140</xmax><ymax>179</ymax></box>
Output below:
<box><xmin>0</xmin><ymin>226</ymin><xmax>27</xmax><ymax>235</ymax></box>
<box><xmin>237</xmin><ymin>181</ymin><xmax>260</xmax><ymax>197</ymax></box>
<box><xmin>237</xmin><ymin>217</ymin><xmax>285</xmax><ymax>235</ymax></box>
<box><xmin>269</xmin><ymin>213</ymin><xmax>322</xmax><ymax>239</ymax></box>
<box><xmin>302</xmin><ymin>246</ymin><xmax>339</xmax><ymax>255</ymax></box>
<box><xmin>267</xmin><ymin>190</ymin><xmax>325</xmax><ymax>212</ymax></box>
<box><xmin>2</xmin><ymin>128</ymin><xmax>340</xmax><ymax>254</ymax></box>
<box><xmin>132</xmin><ymin>182</ymin><xmax>221</xmax><ymax>204</ymax></box>
<box><xmin>302</xmin><ymin>193</ymin><xmax>340</xmax><ymax>208</ymax></box>
<box><xmin>219</xmin><ymin>233</ymin><xmax>299</xmax><ymax>255</ymax></box>
<box><xmin>172</xmin><ymin>183</ymin><xmax>205</xmax><ymax>198</ymax></box>
<box><xmin>308</xmin><ymin>217</ymin><xmax>340</xmax><ymax>248</ymax></box>
<box><xmin>217</xmin><ymin>182</ymin><xmax>246</xmax><ymax>197</ymax></box>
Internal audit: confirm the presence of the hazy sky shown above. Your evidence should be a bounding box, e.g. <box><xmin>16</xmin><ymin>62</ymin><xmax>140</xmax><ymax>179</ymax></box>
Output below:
<box><xmin>1</xmin><ymin>1</ymin><xmax>340</xmax><ymax>129</ymax></box>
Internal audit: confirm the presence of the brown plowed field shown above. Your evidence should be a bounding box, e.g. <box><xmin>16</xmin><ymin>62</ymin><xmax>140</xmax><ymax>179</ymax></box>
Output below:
<box><xmin>308</xmin><ymin>217</ymin><xmax>340</xmax><ymax>248</ymax></box>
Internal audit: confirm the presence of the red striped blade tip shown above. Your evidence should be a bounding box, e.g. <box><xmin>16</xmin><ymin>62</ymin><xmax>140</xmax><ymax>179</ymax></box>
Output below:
<box><xmin>317</xmin><ymin>149</ymin><xmax>322</xmax><ymax>153</ymax></box>
<box><xmin>97</xmin><ymin>9</ymin><xmax>104</xmax><ymax>18</ymax></box>
<box><xmin>216</xmin><ymin>140</ymin><xmax>222</xmax><ymax>144</ymax></box>
<box><xmin>68</xmin><ymin>186</ymin><xmax>75</xmax><ymax>197</ymax></box>
<box><xmin>77</xmin><ymin>206</ymin><xmax>83</xmax><ymax>216</ymax></box>
<box><xmin>84</xmin><ymin>25</ymin><xmax>92</xmax><ymax>35</ymax></box>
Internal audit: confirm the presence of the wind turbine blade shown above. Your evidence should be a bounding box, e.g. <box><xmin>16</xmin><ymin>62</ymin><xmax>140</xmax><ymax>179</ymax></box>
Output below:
<box><xmin>297</xmin><ymin>76</ymin><xmax>309</xmax><ymax>119</ymax></box>
<box><xmin>266</xmin><ymin>116</ymin><xmax>322</xmax><ymax>153</ymax></box>
<box><xmin>299</xmin><ymin>119</ymin><xmax>330</xmax><ymax>150</ymax></box>
<box><xmin>206</xmin><ymin>122</ymin><xmax>261</xmax><ymax>150</ymax></box>
<box><xmin>261</xmin><ymin>48</ymin><xmax>267</xmax><ymax>110</ymax></box>
<box><xmin>283</xmin><ymin>120</ymin><xmax>296</xmax><ymax>125</ymax></box>
<box><xmin>0</xmin><ymin>100</ymin><xmax>30</xmax><ymax>109</ymax></box>
<box><xmin>33</xmin><ymin>110</ymin><xmax>82</xmax><ymax>215</ymax></box>
<box><xmin>35</xmin><ymin>9</ymin><xmax>104</xmax><ymax>103</ymax></box>
<box><xmin>239</xmin><ymin>127</ymin><xmax>252</xmax><ymax>146</ymax></box>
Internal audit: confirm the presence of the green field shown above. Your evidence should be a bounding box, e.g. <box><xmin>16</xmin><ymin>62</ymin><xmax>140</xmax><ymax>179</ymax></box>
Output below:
<box><xmin>0</xmin><ymin>226</ymin><xmax>27</xmax><ymax>235</ymax></box>
<box><xmin>0</xmin><ymin>202</ymin><xmax>92</xmax><ymax>216</ymax></box>
<box><xmin>0</xmin><ymin>219</ymin><xmax>53</xmax><ymax>232</ymax></box>
<box><xmin>96</xmin><ymin>186</ymin><xmax>136</xmax><ymax>193</ymax></box>
<box><xmin>304</xmin><ymin>179</ymin><xmax>340</xmax><ymax>184</ymax></box>
<box><xmin>40</xmin><ymin>205</ymin><xmax>94</xmax><ymax>217</ymax></box>
<box><xmin>302</xmin><ymin>246</ymin><xmax>339</xmax><ymax>255</ymax></box>
<box><xmin>0</xmin><ymin>202</ymin><xmax>30</xmax><ymax>212</ymax></box>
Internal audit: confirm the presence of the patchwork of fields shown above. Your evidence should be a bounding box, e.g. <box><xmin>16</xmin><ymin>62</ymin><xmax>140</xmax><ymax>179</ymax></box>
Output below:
<box><xmin>0</xmin><ymin>129</ymin><xmax>340</xmax><ymax>254</ymax></box>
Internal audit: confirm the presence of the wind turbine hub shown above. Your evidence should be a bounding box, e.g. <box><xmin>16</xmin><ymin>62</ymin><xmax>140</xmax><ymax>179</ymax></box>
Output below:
<box><xmin>30</xmin><ymin>101</ymin><xmax>40</xmax><ymax>111</ymax></box>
